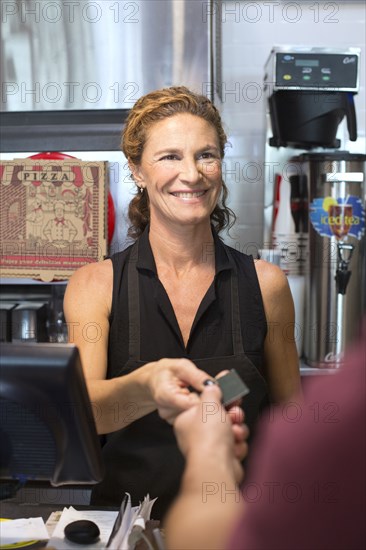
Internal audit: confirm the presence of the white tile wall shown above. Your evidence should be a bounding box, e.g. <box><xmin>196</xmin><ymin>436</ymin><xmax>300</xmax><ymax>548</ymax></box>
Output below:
<box><xmin>220</xmin><ymin>0</ymin><xmax>366</xmax><ymax>249</ymax></box>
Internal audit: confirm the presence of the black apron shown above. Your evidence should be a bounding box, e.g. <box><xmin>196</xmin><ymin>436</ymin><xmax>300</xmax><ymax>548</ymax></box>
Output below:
<box><xmin>91</xmin><ymin>239</ymin><xmax>268</xmax><ymax>519</ymax></box>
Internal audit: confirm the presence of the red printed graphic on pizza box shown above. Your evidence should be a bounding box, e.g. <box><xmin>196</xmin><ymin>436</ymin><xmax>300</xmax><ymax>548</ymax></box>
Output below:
<box><xmin>0</xmin><ymin>160</ymin><xmax>108</xmax><ymax>281</ymax></box>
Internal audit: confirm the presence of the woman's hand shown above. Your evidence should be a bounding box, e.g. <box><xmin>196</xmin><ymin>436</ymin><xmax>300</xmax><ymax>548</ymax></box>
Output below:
<box><xmin>143</xmin><ymin>358</ymin><xmax>213</xmax><ymax>424</ymax></box>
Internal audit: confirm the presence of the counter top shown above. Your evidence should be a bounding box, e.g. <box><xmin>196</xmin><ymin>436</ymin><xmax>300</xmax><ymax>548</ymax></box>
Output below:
<box><xmin>300</xmin><ymin>360</ymin><xmax>338</xmax><ymax>376</ymax></box>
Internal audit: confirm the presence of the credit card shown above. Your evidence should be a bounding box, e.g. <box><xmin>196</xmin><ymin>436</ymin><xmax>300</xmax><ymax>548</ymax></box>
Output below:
<box><xmin>216</xmin><ymin>369</ymin><xmax>250</xmax><ymax>406</ymax></box>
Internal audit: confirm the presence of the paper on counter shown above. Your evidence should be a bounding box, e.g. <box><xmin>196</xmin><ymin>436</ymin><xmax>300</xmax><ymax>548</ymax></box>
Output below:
<box><xmin>47</xmin><ymin>506</ymin><xmax>118</xmax><ymax>549</ymax></box>
<box><xmin>106</xmin><ymin>493</ymin><xmax>158</xmax><ymax>550</ymax></box>
<box><xmin>0</xmin><ymin>517</ymin><xmax>49</xmax><ymax>546</ymax></box>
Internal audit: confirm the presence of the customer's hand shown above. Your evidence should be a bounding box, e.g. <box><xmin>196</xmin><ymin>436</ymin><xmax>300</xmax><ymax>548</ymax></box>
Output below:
<box><xmin>173</xmin><ymin>383</ymin><xmax>249</xmax><ymax>484</ymax></box>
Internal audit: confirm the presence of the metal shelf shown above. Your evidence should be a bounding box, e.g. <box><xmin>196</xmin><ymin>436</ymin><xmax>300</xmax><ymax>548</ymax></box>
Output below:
<box><xmin>1</xmin><ymin>278</ymin><xmax>67</xmax><ymax>285</ymax></box>
<box><xmin>0</xmin><ymin>109</ymin><xmax>129</xmax><ymax>153</ymax></box>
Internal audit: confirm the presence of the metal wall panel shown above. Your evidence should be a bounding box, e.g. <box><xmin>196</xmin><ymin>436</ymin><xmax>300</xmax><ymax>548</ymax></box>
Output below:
<box><xmin>1</xmin><ymin>0</ymin><xmax>213</xmax><ymax>111</ymax></box>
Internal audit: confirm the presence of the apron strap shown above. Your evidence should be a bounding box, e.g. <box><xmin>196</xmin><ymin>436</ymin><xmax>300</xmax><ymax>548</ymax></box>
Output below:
<box><xmin>128</xmin><ymin>239</ymin><xmax>140</xmax><ymax>360</ymax></box>
<box><xmin>229</xmin><ymin>257</ymin><xmax>245</xmax><ymax>356</ymax></box>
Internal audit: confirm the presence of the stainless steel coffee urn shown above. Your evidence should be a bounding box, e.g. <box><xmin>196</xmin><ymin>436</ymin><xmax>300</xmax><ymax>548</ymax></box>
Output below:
<box><xmin>298</xmin><ymin>152</ymin><xmax>366</xmax><ymax>367</ymax></box>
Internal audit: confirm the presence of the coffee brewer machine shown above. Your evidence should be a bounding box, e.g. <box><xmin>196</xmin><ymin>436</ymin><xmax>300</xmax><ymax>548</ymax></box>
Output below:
<box><xmin>263</xmin><ymin>47</ymin><xmax>365</xmax><ymax>367</ymax></box>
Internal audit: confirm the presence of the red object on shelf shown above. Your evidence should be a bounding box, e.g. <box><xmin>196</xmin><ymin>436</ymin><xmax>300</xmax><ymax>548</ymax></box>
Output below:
<box><xmin>272</xmin><ymin>173</ymin><xmax>282</xmax><ymax>235</ymax></box>
<box><xmin>107</xmin><ymin>192</ymin><xmax>115</xmax><ymax>244</ymax></box>
<box><xmin>28</xmin><ymin>152</ymin><xmax>115</xmax><ymax>243</ymax></box>
<box><xmin>28</xmin><ymin>152</ymin><xmax>76</xmax><ymax>160</ymax></box>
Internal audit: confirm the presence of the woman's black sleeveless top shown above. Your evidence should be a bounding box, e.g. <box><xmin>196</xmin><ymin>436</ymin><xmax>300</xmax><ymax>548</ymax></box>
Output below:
<box><xmin>91</xmin><ymin>227</ymin><xmax>268</xmax><ymax>519</ymax></box>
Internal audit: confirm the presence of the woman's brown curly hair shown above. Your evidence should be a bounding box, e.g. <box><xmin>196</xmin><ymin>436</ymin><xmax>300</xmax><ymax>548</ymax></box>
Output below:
<box><xmin>121</xmin><ymin>86</ymin><xmax>236</xmax><ymax>239</ymax></box>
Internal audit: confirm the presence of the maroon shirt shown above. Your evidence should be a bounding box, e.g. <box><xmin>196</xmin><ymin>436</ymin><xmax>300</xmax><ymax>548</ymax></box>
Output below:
<box><xmin>229</xmin><ymin>335</ymin><xmax>366</xmax><ymax>550</ymax></box>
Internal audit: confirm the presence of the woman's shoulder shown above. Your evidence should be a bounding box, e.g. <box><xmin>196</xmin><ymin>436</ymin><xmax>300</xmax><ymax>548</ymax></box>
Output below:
<box><xmin>254</xmin><ymin>257</ymin><xmax>286</xmax><ymax>283</ymax></box>
<box><xmin>63</xmin><ymin>258</ymin><xmax>114</xmax><ymax>322</ymax></box>
<box><xmin>221</xmin><ymin>242</ymin><xmax>255</xmax><ymax>268</ymax></box>
<box><xmin>254</xmin><ymin>258</ymin><xmax>289</xmax><ymax>300</ymax></box>
<box><xmin>224</xmin><ymin>244</ymin><xmax>286</xmax><ymax>300</ymax></box>
<box><xmin>224</xmin><ymin>241</ymin><xmax>288</xmax><ymax>296</ymax></box>
<box><xmin>65</xmin><ymin>258</ymin><xmax>113</xmax><ymax>305</ymax></box>
<box><xmin>108</xmin><ymin>245</ymin><xmax>133</xmax><ymax>269</ymax></box>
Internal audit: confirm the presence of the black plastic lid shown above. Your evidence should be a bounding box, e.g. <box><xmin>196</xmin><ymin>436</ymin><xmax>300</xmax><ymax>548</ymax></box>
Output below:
<box><xmin>293</xmin><ymin>151</ymin><xmax>366</xmax><ymax>162</ymax></box>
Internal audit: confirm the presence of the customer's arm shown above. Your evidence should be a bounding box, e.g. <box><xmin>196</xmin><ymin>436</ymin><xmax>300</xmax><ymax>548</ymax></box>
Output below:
<box><xmin>164</xmin><ymin>384</ymin><xmax>248</xmax><ymax>549</ymax></box>
<box><xmin>64</xmin><ymin>260</ymin><xmax>214</xmax><ymax>434</ymax></box>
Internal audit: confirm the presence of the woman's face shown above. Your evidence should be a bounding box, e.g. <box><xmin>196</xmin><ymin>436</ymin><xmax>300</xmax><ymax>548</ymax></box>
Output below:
<box><xmin>132</xmin><ymin>113</ymin><xmax>223</xmax><ymax>230</ymax></box>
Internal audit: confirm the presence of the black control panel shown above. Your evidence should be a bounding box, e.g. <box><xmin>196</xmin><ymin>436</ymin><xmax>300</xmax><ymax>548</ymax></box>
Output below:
<box><xmin>275</xmin><ymin>53</ymin><xmax>358</xmax><ymax>89</ymax></box>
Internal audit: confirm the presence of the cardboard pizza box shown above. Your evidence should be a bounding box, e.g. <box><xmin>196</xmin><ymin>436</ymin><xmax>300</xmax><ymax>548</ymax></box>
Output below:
<box><xmin>0</xmin><ymin>159</ymin><xmax>108</xmax><ymax>281</ymax></box>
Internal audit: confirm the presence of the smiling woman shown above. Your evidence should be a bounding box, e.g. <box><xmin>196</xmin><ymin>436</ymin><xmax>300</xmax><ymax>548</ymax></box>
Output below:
<box><xmin>129</xmin><ymin>114</ymin><xmax>224</xmax><ymax>233</ymax></box>
<box><xmin>123</xmin><ymin>86</ymin><xmax>234</xmax><ymax>239</ymax></box>
<box><xmin>63</xmin><ymin>86</ymin><xmax>301</xmax><ymax>520</ymax></box>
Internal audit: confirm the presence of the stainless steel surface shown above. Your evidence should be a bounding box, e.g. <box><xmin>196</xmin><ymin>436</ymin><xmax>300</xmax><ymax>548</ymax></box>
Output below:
<box><xmin>302</xmin><ymin>155</ymin><xmax>366</xmax><ymax>367</ymax></box>
<box><xmin>1</xmin><ymin>0</ymin><xmax>217</xmax><ymax>112</ymax></box>
<box><xmin>300</xmin><ymin>362</ymin><xmax>337</xmax><ymax>376</ymax></box>
<box><xmin>325</xmin><ymin>172</ymin><xmax>364</xmax><ymax>183</ymax></box>
<box><xmin>11</xmin><ymin>301</ymin><xmax>48</xmax><ymax>342</ymax></box>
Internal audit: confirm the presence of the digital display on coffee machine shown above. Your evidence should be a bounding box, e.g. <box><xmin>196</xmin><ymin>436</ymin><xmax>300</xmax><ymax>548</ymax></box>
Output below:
<box><xmin>274</xmin><ymin>53</ymin><xmax>358</xmax><ymax>90</ymax></box>
<box><xmin>295</xmin><ymin>59</ymin><xmax>319</xmax><ymax>67</ymax></box>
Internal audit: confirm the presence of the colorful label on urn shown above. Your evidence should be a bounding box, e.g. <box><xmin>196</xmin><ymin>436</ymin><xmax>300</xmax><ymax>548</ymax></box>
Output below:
<box><xmin>309</xmin><ymin>196</ymin><xmax>365</xmax><ymax>240</ymax></box>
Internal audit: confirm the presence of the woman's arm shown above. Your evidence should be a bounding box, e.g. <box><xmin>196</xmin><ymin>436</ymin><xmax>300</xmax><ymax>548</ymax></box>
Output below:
<box><xmin>64</xmin><ymin>260</ymin><xmax>212</xmax><ymax>434</ymax></box>
<box><xmin>255</xmin><ymin>259</ymin><xmax>302</xmax><ymax>403</ymax></box>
